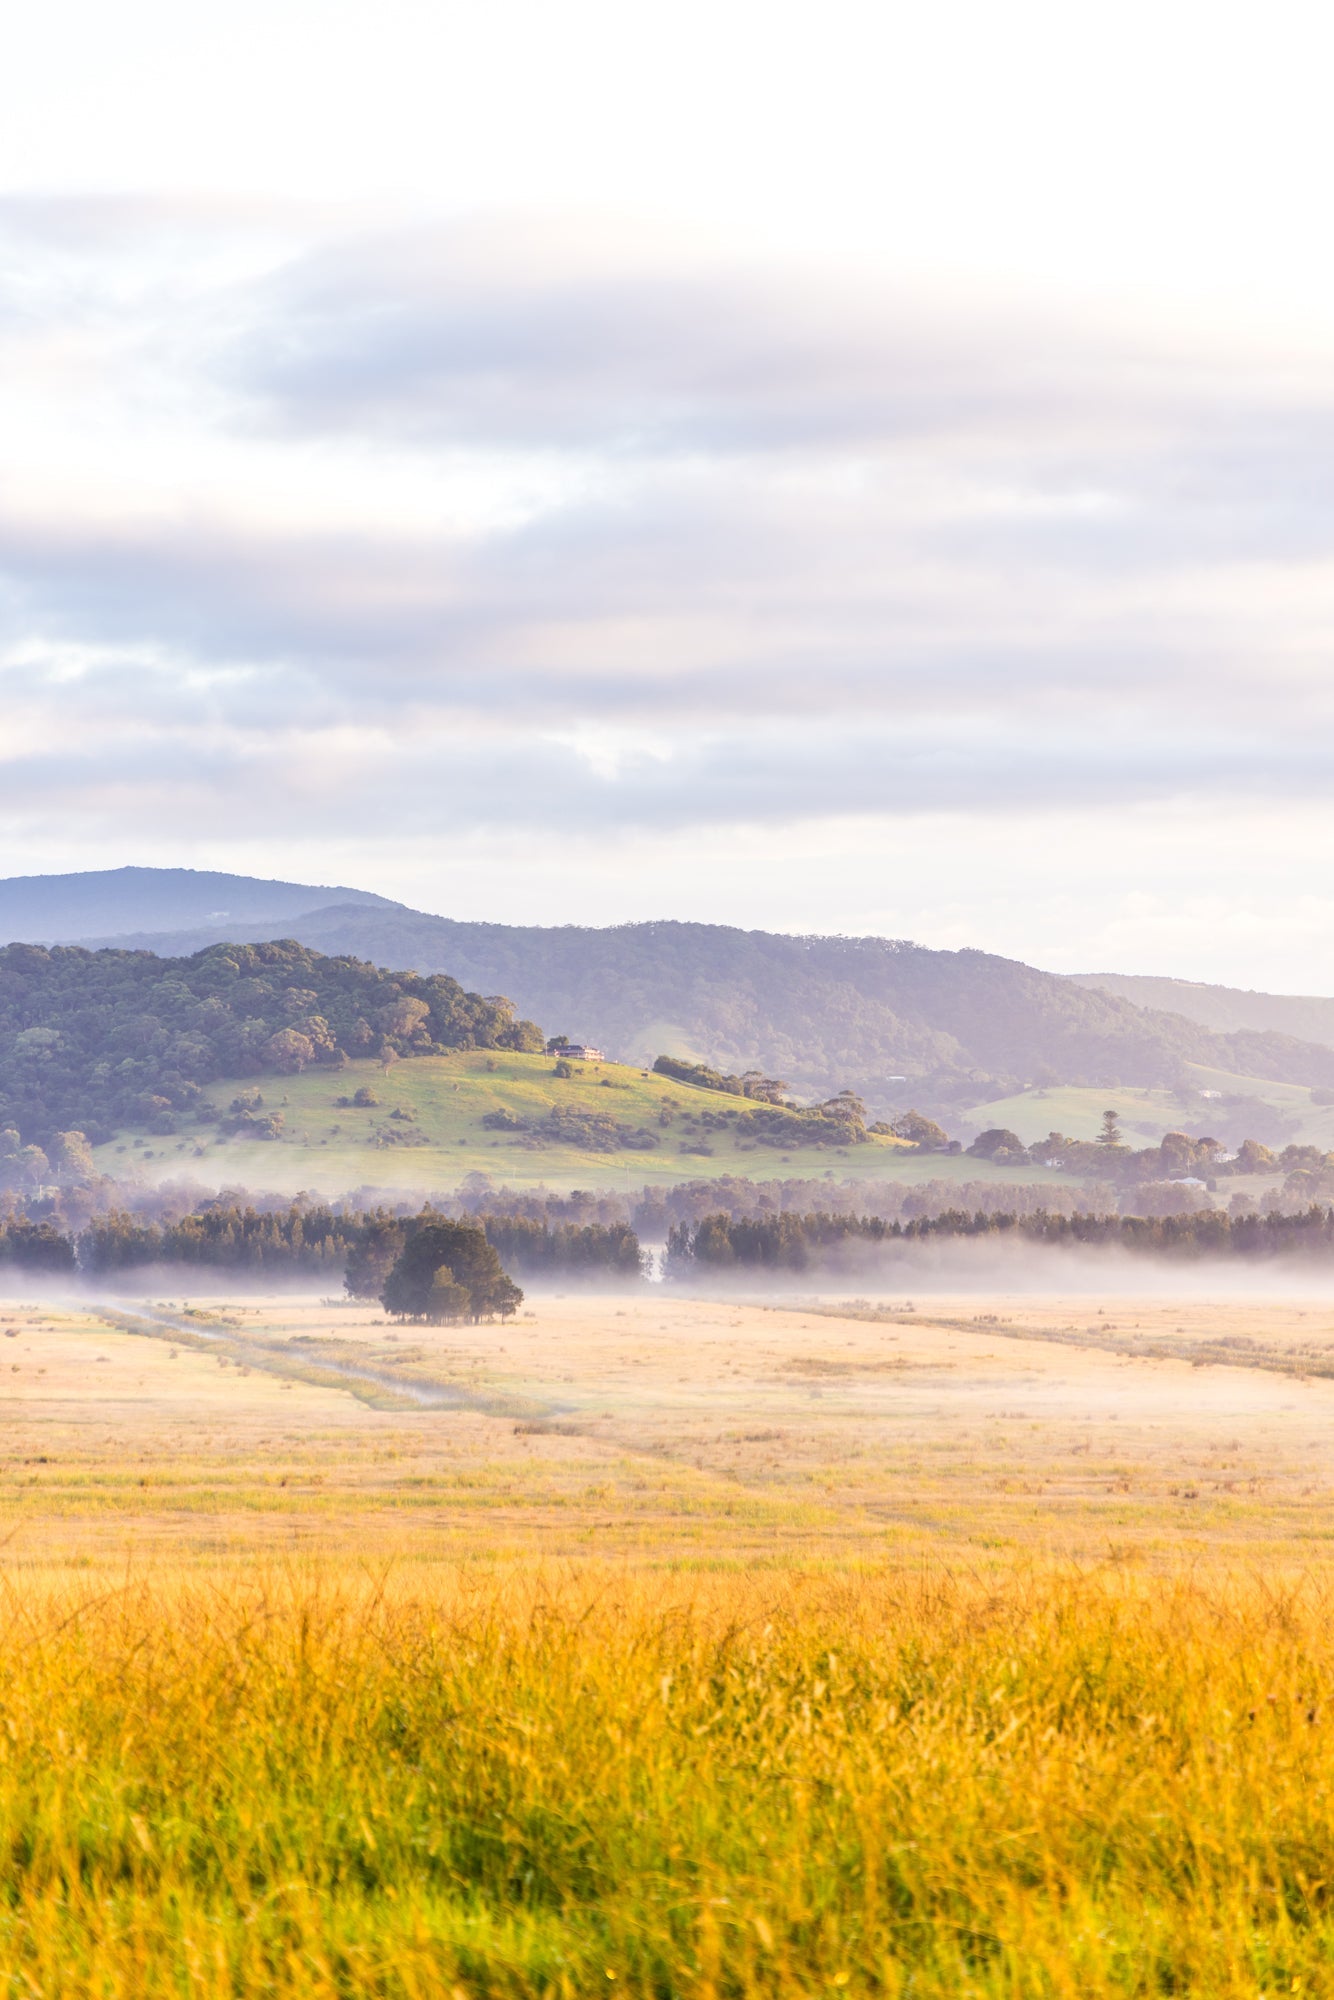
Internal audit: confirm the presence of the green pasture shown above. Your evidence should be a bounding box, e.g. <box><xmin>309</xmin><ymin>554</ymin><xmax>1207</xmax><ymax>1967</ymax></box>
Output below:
<box><xmin>966</xmin><ymin>1064</ymin><xmax>1333</xmax><ymax>1148</ymax></box>
<box><xmin>98</xmin><ymin>1048</ymin><xmax>1334</xmax><ymax>1198</ymax></box>
<box><xmin>963</xmin><ymin>1082</ymin><xmax>1190</xmax><ymax>1146</ymax></box>
<box><xmin>92</xmin><ymin>1050</ymin><xmax>935</xmax><ymax>1193</ymax></box>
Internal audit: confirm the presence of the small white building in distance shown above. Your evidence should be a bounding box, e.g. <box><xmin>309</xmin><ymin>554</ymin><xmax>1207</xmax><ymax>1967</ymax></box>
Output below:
<box><xmin>558</xmin><ymin>1044</ymin><xmax>604</xmax><ymax>1061</ymax></box>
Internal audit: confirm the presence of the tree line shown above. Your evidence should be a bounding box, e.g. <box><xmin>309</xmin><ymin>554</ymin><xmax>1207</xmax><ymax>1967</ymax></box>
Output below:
<box><xmin>14</xmin><ymin>1191</ymin><xmax>1334</xmax><ymax>1288</ymax></box>
<box><xmin>964</xmin><ymin>1111</ymin><xmax>1329</xmax><ymax>1186</ymax></box>
<box><xmin>0</xmin><ymin>1202</ymin><xmax>647</xmax><ymax>1290</ymax></box>
<box><xmin>664</xmin><ymin>1203</ymin><xmax>1334</xmax><ymax>1275</ymax></box>
<box><xmin>650</xmin><ymin>1058</ymin><xmax>877</xmax><ymax>1149</ymax></box>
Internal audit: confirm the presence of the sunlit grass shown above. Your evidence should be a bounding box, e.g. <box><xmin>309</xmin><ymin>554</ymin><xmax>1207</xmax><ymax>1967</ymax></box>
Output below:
<box><xmin>2</xmin><ymin>1560</ymin><xmax>1334</xmax><ymax>1994</ymax></box>
<box><xmin>92</xmin><ymin>1048</ymin><xmax>1049</xmax><ymax>1192</ymax></box>
<box><xmin>966</xmin><ymin>1061</ymin><xmax>1334</xmax><ymax>1151</ymax></box>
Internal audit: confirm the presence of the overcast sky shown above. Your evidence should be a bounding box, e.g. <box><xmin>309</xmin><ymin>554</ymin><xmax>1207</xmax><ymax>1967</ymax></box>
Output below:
<box><xmin>4</xmin><ymin>0</ymin><xmax>1334</xmax><ymax>986</ymax></box>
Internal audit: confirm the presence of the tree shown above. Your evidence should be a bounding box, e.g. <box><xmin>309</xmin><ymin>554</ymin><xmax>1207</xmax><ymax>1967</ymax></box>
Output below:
<box><xmin>966</xmin><ymin>1128</ymin><xmax>1029</xmax><ymax>1163</ymax></box>
<box><xmin>380</xmin><ymin>1220</ymin><xmax>522</xmax><ymax>1322</ymax></box>
<box><xmin>424</xmin><ymin>1268</ymin><xmax>472</xmax><ymax>1323</ymax></box>
<box><xmin>376</xmin><ymin>996</ymin><xmax>432</xmax><ymax>1045</ymax></box>
<box><xmin>889</xmin><ymin>1110</ymin><xmax>949</xmax><ymax>1151</ymax></box>
<box><xmin>1096</xmin><ymin>1108</ymin><xmax>1124</xmax><ymax>1149</ymax></box>
<box><xmin>0</xmin><ymin>1221</ymin><xmax>76</xmax><ymax>1274</ymax></box>
<box><xmin>261</xmin><ymin>1029</ymin><xmax>315</xmax><ymax>1072</ymax></box>
<box><xmin>344</xmin><ymin>1216</ymin><xmax>406</xmax><ymax>1299</ymax></box>
<box><xmin>1157</xmin><ymin>1130</ymin><xmax>1199</xmax><ymax>1175</ymax></box>
<box><xmin>49</xmin><ymin>1130</ymin><xmax>95</xmax><ymax>1182</ymax></box>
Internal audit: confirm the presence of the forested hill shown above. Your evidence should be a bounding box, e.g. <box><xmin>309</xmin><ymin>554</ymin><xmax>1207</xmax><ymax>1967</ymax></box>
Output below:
<box><xmin>1070</xmin><ymin>971</ymin><xmax>1334</xmax><ymax>1050</ymax></box>
<box><xmin>0</xmin><ymin>940</ymin><xmax>543</xmax><ymax>1147</ymax></box>
<box><xmin>53</xmin><ymin>893</ymin><xmax>1334</xmax><ymax>1114</ymax></box>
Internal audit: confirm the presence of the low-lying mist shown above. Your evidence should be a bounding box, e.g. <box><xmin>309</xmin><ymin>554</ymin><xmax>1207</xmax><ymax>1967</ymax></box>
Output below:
<box><xmin>664</xmin><ymin>1231</ymin><xmax>1334</xmax><ymax>1299</ymax></box>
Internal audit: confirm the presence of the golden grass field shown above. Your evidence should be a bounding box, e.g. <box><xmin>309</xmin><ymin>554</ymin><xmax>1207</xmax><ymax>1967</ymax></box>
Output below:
<box><xmin>6</xmin><ymin>1282</ymin><xmax>1334</xmax><ymax>1993</ymax></box>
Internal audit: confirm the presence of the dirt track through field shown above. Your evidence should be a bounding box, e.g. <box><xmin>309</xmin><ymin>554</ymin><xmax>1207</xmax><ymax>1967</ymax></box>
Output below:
<box><xmin>89</xmin><ymin>1300</ymin><xmax>555</xmax><ymax>1417</ymax></box>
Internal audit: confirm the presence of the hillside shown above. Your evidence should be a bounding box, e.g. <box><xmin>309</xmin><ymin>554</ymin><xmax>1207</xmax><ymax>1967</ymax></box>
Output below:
<box><xmin>1070</xmin><ymin>971</ymin><xmax>1334</xmax><ymax>1049</ymax></box>
<box><xmin>72</xmin><ymin>902</ymin><xmax>1334</xmax><ymax>1114</ymax></box>
<box><xmin>90</xmin><ymin>1049</ymin><xmax>1054</xmax><ymax>1195</ymax></box>
<box><xmin>12</xmin><ymin>869</ymin><xmax>1334</xmax><ymax>1117</ymax></box>
<box><xmin>0</xmin><ymin>939</ymin><xmax>543</xmax><ymax>1147</ymax></box>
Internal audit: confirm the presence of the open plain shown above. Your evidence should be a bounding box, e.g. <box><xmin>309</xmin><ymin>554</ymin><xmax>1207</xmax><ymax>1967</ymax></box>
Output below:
<box><xmin>7</xmin><ymin>1285</ymin><xmax>1334</xmax><ymax>1995</ymax></box>
<box><xmin>4</xmin><ymin>1284</ymin><xmax>1334</xmax><ymax>1567</ymax></box>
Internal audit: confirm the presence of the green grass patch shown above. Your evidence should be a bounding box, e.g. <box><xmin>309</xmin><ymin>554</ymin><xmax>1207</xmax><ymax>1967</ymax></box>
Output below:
<box><xmin>966</xmin><ymin>1068</ymin><xmax>1333</xmax><ymax>1148</ymax></box>
<box><xmin>94</xmin><ymin>1051</ymin><xmax>932</xmax><ymax>1191</ymax></box>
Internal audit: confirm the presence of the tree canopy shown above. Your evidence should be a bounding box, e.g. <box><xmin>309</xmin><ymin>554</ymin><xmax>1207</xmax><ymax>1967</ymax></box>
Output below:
<box><xmin>380</xmin><ymin>1221</ymin><xmax>523</xmax><ymax>1323</ymax></box>
<box><xmin>0</xmin><ymin>939</ymin><xmax>543</xmax><ymax>1147</ymax></box>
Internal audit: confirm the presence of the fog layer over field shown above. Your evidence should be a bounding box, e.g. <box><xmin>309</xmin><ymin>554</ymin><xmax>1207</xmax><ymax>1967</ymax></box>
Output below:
<box><xmin>671</xmin><ymin>1234</ymin><xmax>1334</xmax><ymax>1299</ymax></box>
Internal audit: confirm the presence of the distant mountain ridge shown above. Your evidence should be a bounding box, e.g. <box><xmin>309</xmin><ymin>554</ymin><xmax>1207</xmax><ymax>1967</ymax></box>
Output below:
<box><xmin>1070</xmin><ymin>971</ymin><xmax>1334</xmax><ymax>1051</ymax></box>
<box><xmin>15</xmin><ymin>867</ymin><xmax>1334</xmax><ymax>1116</ymax></box>
<box><xmin>0</xmin><ymin>866</ymin><xmax>400</xmax><ymax>944</ymax></box>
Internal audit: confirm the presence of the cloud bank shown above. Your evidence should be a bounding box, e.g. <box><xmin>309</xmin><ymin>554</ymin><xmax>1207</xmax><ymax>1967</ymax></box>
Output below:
<box><xmin>2</xmin><ymin>199</ymin><xmax>1333</xmax><ymax>980</ymax></box>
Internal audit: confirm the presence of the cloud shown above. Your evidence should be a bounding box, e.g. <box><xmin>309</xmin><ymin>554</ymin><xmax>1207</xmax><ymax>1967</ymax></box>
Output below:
<box><xmin>229</xmin><ymin>219</ymin><xmax>1244</xmax><ymax>461</ymax></box>
<box><xmin>4</xmin><ymin>664</ymin><xmax>1334</xmax><ymax>853</ymax></box>
<box><xmin>2</xmin><ymin>201</ymin><xmax>1334</xmax><ymax>898</ymax></box>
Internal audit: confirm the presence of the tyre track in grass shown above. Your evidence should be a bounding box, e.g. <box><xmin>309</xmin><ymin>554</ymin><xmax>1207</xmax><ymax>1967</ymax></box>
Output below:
<box><xmin>83</xmin><ymin>1301</ymin><xmax>557</xmax><ymax>1418</ymax></box>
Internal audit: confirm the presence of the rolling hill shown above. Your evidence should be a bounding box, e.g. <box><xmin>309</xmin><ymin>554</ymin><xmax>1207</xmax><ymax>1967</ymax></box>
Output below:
<box><xmin>9</xmin><ymin>869</ymin><xmax>1334</xmax><ymax>1122</ymax></box>
<box><xmin>959</xmin><ymin>1069</ymin><xmax>1333</xmax><ymax>1153</ymax></box>
<box><xmin>92</xmin><ymin>1049</ymin><xmax>938</xmax><ymax>1193</ymax></box>
<box><xmin>0</xmin><ymin>937</ymin><xmax>542</xmax><ymax>1148</ymax></box>
<box><xmin>64</xmin><ymin>904</ymin><xmax>1334</xmax><ymax>1114</ymax></box>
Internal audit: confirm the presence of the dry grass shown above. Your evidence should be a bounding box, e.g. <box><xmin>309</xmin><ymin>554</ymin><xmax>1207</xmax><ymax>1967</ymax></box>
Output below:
<box><xmin>1</xmin><ymin>1562</ymin><xmax>1334</xmax><ymax>1995</ymax></box>
<box><xmin>4</xmin><ymin>1286</ymin><xmax>1334</xmax><ymax>1991</ymax></box>
<box><xmin>5</xmin><ymin>1289</ymin><xmax>1334</xmax><ymax>1566</ymax></box>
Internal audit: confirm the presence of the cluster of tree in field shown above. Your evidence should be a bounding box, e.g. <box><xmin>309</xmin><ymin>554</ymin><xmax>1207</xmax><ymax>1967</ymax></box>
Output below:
<box><xmin>651</xmin><ymin>1066</ymin><xmax>876</xmax><ymax>1152</ymax></box>
<box><xmin>476</xmin><ymin>1071</ymin><xmax>876</xmax><ymax>1156</ymax></box>
<box><xmin>475</xmin><ymin>1216</ymin><xmax>648</xmax><ymax>1281</ymax></box>
<box><xmin>650</xmin><ymin>1056</ymin><xmax>790</xmax><ymax>1101</ymax></box>
<box><xmin>19</xmin><ymin>1174</ymin><xmax>1334</xmax><ymax>1289</ymax></box>
<box><xmin>344</xmin><ymin>1209</ymin><xmax>647</xmax><ymax>1296</ymax></box>
<box><xmin>0</xmin><ymin>940</ymin><xmax>544</xmax><ymax>1149</ymax></box>
<box><xmin>375</xmin><ymin>1220</ymin><xmax>523</xmax><ymax>1323</ymax></box>
<box><xmin>664</xmin><ymin>1202</ymin><xmax>1334</xmax><ymax>1276</ymax></box>
<box><xmin>80</xmin><ymin>1203</ymin><xmax>360</xmax><ymax>1275</ymax></box>
<box><xmin>629</xmin><ymin>1175</ymin><xmax>1119</xmax><ymax>1233</ymax></box>
<box><xmin>0</xmin><ymin>1167</ymin><xmax>1002</xmax><ymax>1253</ymax></box>
<box><xmin>964</xmin><ymin>1108</ymin><xmax>1333</xmax><ymax>1187</ymax></box>
<box><xmin>0</xmin><ymin>1124</ymin><xmax>95</xmax><ymax>1195</ymax></box>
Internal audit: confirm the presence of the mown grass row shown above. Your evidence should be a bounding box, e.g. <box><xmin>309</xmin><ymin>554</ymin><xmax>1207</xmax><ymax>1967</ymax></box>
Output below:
<box><xmin>0</xmin><ymin>1562</ymin><xmax>1331</xmax><ymax>1994</ymax></box>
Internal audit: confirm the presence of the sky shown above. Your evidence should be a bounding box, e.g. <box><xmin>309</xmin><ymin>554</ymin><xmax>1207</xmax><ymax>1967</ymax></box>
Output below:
<box><xmin>4</xmin><ymin>0</ymin><xmax>1334</xmax><ymax>987</ymax></box>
